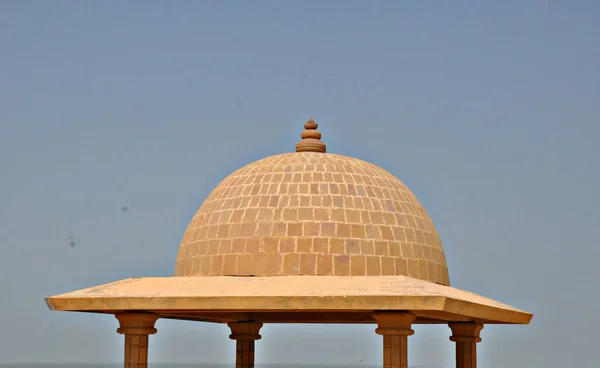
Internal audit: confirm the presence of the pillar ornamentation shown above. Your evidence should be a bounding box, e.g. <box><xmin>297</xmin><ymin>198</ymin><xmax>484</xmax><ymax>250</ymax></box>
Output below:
<box><xmin>373</xmin><ymin>311</ymin><xmax>416</xmax><ymax>368</ymax></box>
<box><xmin>115</xmin><ymin>313</ymin><xmax>159</xmax><ymax>368</ymax></box>
<box><xmin>228</xmin><ymin>321</ymin><xmax>263</xmax><ymax>368</ymax></box>
<box><xmin>449</xmin><ymin>322</ymin><xmax>484</xmax><ymax>368</ymax></box>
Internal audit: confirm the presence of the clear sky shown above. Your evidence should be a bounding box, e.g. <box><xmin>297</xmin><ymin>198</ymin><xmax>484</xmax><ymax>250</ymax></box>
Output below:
<box><xmin>1</xmin><ymin>1</ymin><xmax>599</xmax><ymax>367</ymax></box>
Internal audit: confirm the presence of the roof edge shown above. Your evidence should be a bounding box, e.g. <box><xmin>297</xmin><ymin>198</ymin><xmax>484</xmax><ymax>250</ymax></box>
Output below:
<box><xmin>442</xmin><ymin>297</ymin><xmax>533</xmax><ymax>325</ymax></box>
<box><xmin>44</xmin><ymin>276</ymin><xmax>532</xmax><ymax>324</ymax></box>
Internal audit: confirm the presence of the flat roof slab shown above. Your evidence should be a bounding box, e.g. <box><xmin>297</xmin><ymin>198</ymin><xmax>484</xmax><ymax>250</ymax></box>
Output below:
<box><xmin>45</xmin><ymin>276</ymin><xmax>532</xmax><ymax>325</ymax></box>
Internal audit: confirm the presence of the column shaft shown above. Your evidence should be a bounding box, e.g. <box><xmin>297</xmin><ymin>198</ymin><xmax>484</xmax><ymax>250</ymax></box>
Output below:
<box><xmin>235</xmin><ymin>339</ymin><xmax>256</xmax><ymax>368</ymax></box>
<box><xmin>123</xmin><ymin>334</ymin><xmax>150</xmax><ymax>368</ymax></box>
<box><xmin>454</xmin><ymin>340</ymin><xmax>477</xmax><ymax>368</ymax></box>
<box><xmin>382</xmin><ymin>334</ymin><xmax>409</xmax><ymax>368</ymax></box>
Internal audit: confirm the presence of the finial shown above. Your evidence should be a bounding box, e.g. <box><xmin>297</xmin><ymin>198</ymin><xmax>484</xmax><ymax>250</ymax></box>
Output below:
<box><xmin>296</xmin><ymin>116</ymin><xmax>326</xmax><ymax>153</ymax></box>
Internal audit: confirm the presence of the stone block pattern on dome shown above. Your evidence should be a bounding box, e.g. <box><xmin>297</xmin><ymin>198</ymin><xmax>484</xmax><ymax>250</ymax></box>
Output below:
<box><xmin>174</xmin><ymin>152</ymin><xmax>450</xmax><ymax>285</ymax></box>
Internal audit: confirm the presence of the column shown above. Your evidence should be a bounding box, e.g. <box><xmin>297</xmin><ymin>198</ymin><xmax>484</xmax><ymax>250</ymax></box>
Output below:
<box><xmin>115</xmin><ymin>313</ymin><xmax>159</xmax><ymax>368</ymax></box>
<box><xmin>227</xmin><ymin>321</ymin><xmax>263</xmax><ymax>368</ymax></box>
<box><xmin>448</xmin><ymin>322</ymin><xmax>484</xmax><ymax>368</ymax></box>
<box><xmin>373</xmin><ymin>311</ymin><xmax>416</xmax><ymax>368</ymax></box>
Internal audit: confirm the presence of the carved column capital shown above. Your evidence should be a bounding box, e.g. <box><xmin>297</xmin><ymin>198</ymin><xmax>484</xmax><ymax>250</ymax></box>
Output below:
<box><xmin>228</xmin><ymin>321</ymin><xmax>263</xmax><ymax>368</ymax></box>
<box><xmin>115</xmin><ymin>313</ymin><xmax>159</xmax><ymax>368</ymax></box>
<box><xmin>449</xmin><ymin>322</ymin><xmax>483</xmax><ymax>343</ymax></box>
<box><xmin>373</xmin><ymin>311</ymin><xmax>416</xmax><ymax>336</ymax></box>
<box><xmin>373</xmin><ymin>312</ymin><xmax>416</xmax><ymax>368</ymax></box>
<box><xmin>449</xmin><ymin>322</ymin><xmax>484</xmax><ymax>368</ymax></box>
<box><xmin>228</xmin><ymin>321</ymin><xmax>263</xmax><ymax>341</ymax></box>
<box><xmin>115</xmin><ymin>313</ymin><xmax>159</xmax><ymax>335</ymax></box>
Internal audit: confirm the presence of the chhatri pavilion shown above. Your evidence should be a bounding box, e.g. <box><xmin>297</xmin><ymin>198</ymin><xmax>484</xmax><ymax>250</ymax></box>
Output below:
<box><xmin>45</xmin><ymin>117</ymin><xmax>533</xmax><ymax>368</ymax></box>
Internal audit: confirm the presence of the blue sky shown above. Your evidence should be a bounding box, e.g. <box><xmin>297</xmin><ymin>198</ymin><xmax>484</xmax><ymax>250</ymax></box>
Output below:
<box><xmin>1</xmin><ymin>1</ymin><xmax>599</xmax><ymax>367</ymax></box>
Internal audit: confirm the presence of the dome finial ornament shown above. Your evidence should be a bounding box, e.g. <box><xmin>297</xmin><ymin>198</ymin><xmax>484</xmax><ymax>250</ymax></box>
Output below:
<box><xmin>296</xmin><ymin>116</ymin><xmax>326</xmax><ymax>153</ymax></box>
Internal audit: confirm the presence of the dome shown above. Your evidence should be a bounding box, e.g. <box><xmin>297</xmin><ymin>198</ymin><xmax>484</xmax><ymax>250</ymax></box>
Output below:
<box><xmin>174</xmin><ymin>118</ymin><xmax>450</xmax><ymax>285</ymax></box>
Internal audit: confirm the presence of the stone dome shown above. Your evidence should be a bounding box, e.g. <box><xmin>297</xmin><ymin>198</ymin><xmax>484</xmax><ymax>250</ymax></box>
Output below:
<box><xmin>174</xmin><ymin>118</ymin><xmax>450</xmax><ymax>285</ymax></box>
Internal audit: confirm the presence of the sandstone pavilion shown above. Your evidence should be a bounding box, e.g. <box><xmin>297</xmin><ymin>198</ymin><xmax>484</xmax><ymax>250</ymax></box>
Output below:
<box><xmin>46</xmin><ymin>117</ymin><xmax>533</xmax><ymax>368</ymax></box>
